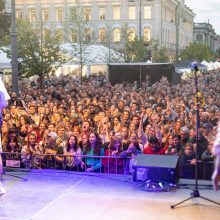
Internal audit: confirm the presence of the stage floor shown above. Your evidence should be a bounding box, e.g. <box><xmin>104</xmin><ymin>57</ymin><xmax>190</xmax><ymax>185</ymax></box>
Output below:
<box><xmin>0</xmin><ymin>170</ymin><xmax>220</xmax><ymax>220</ymax></box>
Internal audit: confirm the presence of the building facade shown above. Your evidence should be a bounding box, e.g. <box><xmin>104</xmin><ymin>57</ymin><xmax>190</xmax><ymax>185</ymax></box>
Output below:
<box><xmin>193</xmin><ymin>22</ymin><xmax>217</xmax><ymax>52</ymax></box>
<box><xmin>15</xmin><ymin>0</ymin><xmax>194</xmax><ymax>60</ymax></box>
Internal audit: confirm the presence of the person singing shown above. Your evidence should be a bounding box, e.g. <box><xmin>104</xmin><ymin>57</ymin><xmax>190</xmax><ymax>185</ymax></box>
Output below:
<box><xmin>0</xmin><ymin>77</ymin><xmax>10</xmax><ymax>195</ymax></box>
<box><xmin>212</xmin><ymin>122</ymin><xmax>220</xmax><ymax>191</ymax></box>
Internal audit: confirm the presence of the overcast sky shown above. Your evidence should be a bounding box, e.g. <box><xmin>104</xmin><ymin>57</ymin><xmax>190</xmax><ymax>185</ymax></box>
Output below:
<box><xmin>185</xmin><ymin>0</ymin><xmax>220</xmax><ymax>35</ymax></box>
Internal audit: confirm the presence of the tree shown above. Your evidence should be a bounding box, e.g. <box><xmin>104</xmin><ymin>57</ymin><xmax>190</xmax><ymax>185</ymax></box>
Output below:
<box><xmin>215</xmin><ymin>48</ymin><xmax>220</xmax><ymax>61</ymax></box>
<box><xmin>67</xmin><ymin>0</ymin><xmax>95</xmax><ymax>78</ymax></box>
<box><xmin>152</xmin><ymin>46</ymin><xmax>169</xmax><ymax>63</ymax></box>
<box><xmin>119</xmin><ymin>25</ymin><xmax>148</xmax><ymax>62</ymax></box>
<box><xmin>180</xmin><ymin>42</ymin><xmax>214</xmax><ymax>62</ymax></box>
<box><xmin>0</xmin><ymin>0</ymin><xmax>11</xmax><ymax>46</ymax></box>
<box><xmin>11</xmin><ymin>19</ymin><xmax>66</xmax><ymax>87</ymax></box>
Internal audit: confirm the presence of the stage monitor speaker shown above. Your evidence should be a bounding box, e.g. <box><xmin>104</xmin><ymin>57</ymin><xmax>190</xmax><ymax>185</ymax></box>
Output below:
<box><xmin>132</xmin><ymin>154</ymin><xmax>179</xmax><ymax>183</ymax></box>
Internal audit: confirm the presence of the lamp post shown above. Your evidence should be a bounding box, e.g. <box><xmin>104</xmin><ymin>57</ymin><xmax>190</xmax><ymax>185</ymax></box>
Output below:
<box><xmin>139</xmin><ymin>0</ymin><xmax>142</xmax><ymax>39</ymax></box>
<box><xmin>175</xmin><ymin>2</ymin><xmax>181</xmax><ymax>61</ymax></box>
<box><xmin>10</xmin><ymin>0</ymin><xmax>19</xmax><ymax>94</ymax></box>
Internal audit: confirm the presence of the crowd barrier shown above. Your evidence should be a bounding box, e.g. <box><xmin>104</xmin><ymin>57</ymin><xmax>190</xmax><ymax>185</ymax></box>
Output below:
<box><xmin>1</xmin><ymin>152</ymin><xmax>215</xmax><ymax>181</ymax></box>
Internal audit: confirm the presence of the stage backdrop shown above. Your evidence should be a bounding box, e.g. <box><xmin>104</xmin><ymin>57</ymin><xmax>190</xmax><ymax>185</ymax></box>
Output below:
<box><xmin>108</xmin><ymin>63</ymin><xmax>179</xmax><ymax>86</ymax></box>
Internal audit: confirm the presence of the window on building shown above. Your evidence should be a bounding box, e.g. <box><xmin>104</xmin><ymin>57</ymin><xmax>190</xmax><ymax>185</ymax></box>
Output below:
<box><xmin>85</xmin><ymin>29</ymin><xmax>92</xmax><ymax>43</ymax></box>
<box><xmin>99</xmin><ymin>7</ymin><xmax>106</xmax><ymax>20</ymax></box>
<box><xmin>71</xmin><ymin>30</ymin><xmax>77</xmax><ymax>43</ymax></box>
<box><xmin>144</xmin><ymin>6</ymin><xmax>151</xmax><ymax>19</ymax></box>
<box><xmin>42</xmin><ymin>29</ymin><xmax>51</xmax><ymax>39</ymax></box>
<box><xmin>128</xmin><ymin>6</ymin><xmax>136</xmax><ymax>20</ymax></box>
<box><xmin>196</xmin><ymin>34</ymin><xmax>203</xmax><ymax>41</ymax></box>
<box><xmin>29</xmin><ymin>9</ymin><xmax>36</xmax><ymax>22</ymax></box>
<box><xmin>99</xmin><ymin>28</ymin><xmax>106</xmax><ymax>42</ymax></box>
<box><xmin>42</xmin><ymin>9</ymin><xmax>49</xmax><ymax>22</ymax></box>
<box><xmin>84</xmin><ymin>8</ymin><xmax>92</xmax><ymax>21</ymax></box>
<box><xmin>113</xmin><ymin>6</ymin><xmax>120</xmax><ymax>20</ymax></box>
<box><xmin>16</xmin><ymin>10</ymin><xmax>23</xmax><ymax>20</ymax></box>
<box><xmin>55</xmin><ymin>29</ymin><xmax>64</xmax><ymax>42</ymax></box>
<box><xmin>56</xmin><ymin>8</ymin><xmax>63</xmax><ymax>22</ymax></box>
<box><xmin>113</xmin><ymin>28</ymin><xmax>121</xmax><ymax>42</ymax></box>
<box><xmin>143</xmin><ymin>27</ymin><xmax>151</xmax><ymax>42</ymax></box>
<box><xmin>127</xmin><ymin>28</ymin><xmax>136</xmax><ymax>41</ymax></box>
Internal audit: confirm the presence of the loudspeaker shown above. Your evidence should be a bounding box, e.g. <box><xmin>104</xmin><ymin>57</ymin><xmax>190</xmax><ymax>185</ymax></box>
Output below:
<box><xmin>132</xmin><ymin>154</ymin><xmax>179</xmax><ymax>183</ymax></box>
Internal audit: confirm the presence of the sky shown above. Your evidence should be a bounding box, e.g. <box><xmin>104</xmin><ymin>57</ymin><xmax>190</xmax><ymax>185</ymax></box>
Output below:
<box><xmin>185</xmin><ymin>0</ymin><xmax>220</xmax><ymax>35</ymax></box>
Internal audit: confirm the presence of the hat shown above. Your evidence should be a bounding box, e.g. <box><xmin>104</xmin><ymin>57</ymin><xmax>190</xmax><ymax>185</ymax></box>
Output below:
<box><xmin>47</xmin><ymin>132</ymin><xmax>58</xmax><ymax>140</ymax></box>
<box><xmin>180</xmin><ymin>126</ymin><xmax>189</xmax><ymax>134</ymax></box>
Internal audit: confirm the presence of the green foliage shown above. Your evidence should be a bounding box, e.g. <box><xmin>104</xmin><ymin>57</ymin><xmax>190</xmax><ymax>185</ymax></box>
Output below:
<box><xmin>180</xmin><ymin>43</ymin><xmax>214</xmax><ymax>62</ymax></box>
<box><xmin>152</xmin><ymin>47</ymin><xmax>169</xmax><ymax>63</ymax></box>
<box><xmin>126</xmin><ymin>36</ymin><xmax>147</xmax><ymax>62</ymax></box>
<box><xmin>67</xmin><ymin>0</ymin><xmax>95</xmax><ymax>76</ymax></box>
<box><xmin>120</xmin><ymin>24</ymin><xmax>149</xmax><ymax>62</ymax></box>
<box><xmin>215</xmin><ymin>48</ymin><xmax>220</xmax><ymax>60</ymax></box>
<box><xmin>0</xmin><ymin>0</ymin><xmax>11</xmax><ymax>46</ymax></box>
<box><xmin>12</xmin><ymin>20</ymin><xmax>66</xmax><ymax>86</ymax></box>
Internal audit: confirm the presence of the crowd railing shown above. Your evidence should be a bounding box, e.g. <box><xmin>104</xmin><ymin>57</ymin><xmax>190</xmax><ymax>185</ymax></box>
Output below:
<box><xmin>1</xmin><ymin>152</ymin><xmax>215</xmax><ymax>181</ymax></box>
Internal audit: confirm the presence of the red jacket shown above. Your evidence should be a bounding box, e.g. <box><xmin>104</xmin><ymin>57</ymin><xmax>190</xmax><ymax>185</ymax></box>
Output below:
<box><xmin>143</xmin><ymin>146</ymin><xmax>166</xmax><ymax>155</ymax></box>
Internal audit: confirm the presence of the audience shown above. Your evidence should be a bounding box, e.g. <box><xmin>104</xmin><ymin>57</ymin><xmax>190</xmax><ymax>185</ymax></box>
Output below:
<box><xmin>1</xmin><ymin>68</ymin><xmax>220</xmax><ymax>178</ymax></box>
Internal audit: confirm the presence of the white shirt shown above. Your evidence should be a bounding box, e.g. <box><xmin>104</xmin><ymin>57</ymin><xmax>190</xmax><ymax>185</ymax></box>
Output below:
<box><xmin>213</xmin><ymin>122</ymin><xmax>220</xmax><ymax>156</ymax></box>
<box><xmin>0</xmin><ymin>78</ymin><xmax>10</xmax><ymax>110</ymax></box>
<box><xmin>0</xmin><ymin>78</ymin><xmax>10</xmax><ymax>152</ymax></box>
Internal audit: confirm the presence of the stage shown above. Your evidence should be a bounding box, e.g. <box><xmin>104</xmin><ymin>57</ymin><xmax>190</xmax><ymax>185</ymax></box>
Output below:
<box><xmin>0</xmin><ymin>170</ymin><xmax>220</xmax><ymax>220</ymax></box>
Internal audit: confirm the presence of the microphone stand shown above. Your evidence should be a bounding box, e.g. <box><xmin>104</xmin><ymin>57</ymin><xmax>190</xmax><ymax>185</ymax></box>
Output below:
<box><xmin>171</xmin><ymin>62</ymin><xmax>220</xmax><ymax>209</ymax></box>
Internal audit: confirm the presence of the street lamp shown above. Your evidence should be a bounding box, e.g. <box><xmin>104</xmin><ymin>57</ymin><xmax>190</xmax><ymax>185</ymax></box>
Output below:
<box><xmin>10</xmin><ymin>0</ymin><xmax>19</xmax><ymax>94</ymax></box>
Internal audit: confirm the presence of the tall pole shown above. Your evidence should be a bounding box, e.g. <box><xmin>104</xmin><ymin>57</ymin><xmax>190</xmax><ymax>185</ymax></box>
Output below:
<box><xmin>139</xmin><ymin>0</ymin><xmax>142</xmax><ymax>39</ymax></box>
<box><xmin>175</xmin><ymin>2</ymin><xmax>180</xmax><ymax>61</ymax></box>
<box><xmin>10</xmin><ymin>0</ymin><xmax>19</xmax><ymax>94</ymax></box>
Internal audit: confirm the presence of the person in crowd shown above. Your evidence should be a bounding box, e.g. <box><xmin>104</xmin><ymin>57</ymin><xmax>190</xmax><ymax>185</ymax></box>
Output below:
<box><xmin>179</xmin><ymin>143</ymin><xmax>197</xmax><ymax>179</ymax></box>
<box><xmin>180</xmin><ymin>126</ymin><xmax>191</xmax><ymax>147</ymax></box>
<box><xmin>103</xmin><ymin>136</ymin><xmax>124</xmax><ymax>174</ymax></box>
<box><xmin>42</xmin><ymin>131</ymin><xmax>64</xmax><ymax>169</ymax></box>
<box><xmin>83</xmin><ymin>132</ymin><xmax>104</xmax><ymax>172</ymax></box>
<box><xmin>165</xmin><ymin>134</ymin><xmax>182</xmax><ymax>156</ymax></box>
<box><xmin>63</xmin><ymin>135</ymin><xmax>84</xmax><ymax>171</ymax></box>
<box><xmin>143</xmin><ymin>136</ymin><xmax>166</xmax><ymax>155</ymax></box>
<box><xmin>21</xmin><ymin>132</ymin><xmax>42</xmax><ymax>168</ymax></box>
<box><xmin>3</xmin><ymin>137</ymin><xmax>21</xmax><ymax>161</ymax></box>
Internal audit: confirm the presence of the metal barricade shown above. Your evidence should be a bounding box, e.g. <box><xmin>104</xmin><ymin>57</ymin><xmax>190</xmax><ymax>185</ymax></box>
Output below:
<box><xmin>1</xmin><ymin>152</ymin><xmax>215</xmax><ymax>179</ymax></box>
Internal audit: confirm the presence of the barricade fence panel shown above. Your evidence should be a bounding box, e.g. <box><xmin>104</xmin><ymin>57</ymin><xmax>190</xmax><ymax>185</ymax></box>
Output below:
<box><xmin>1</xmin><ymin>152</ymin><xmax>215</xmax><ymax>180</ymax></box>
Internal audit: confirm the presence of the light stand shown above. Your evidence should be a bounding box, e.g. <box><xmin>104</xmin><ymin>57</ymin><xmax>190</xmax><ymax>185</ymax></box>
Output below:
<box><xmin>171</xmin><ymin>62</ymin><xmax>220</xmax><ymax>208</ymax></box>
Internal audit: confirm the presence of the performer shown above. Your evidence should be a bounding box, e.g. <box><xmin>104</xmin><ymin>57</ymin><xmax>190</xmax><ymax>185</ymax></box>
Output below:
<box><xmin>0</xmin><ymin>77</ymin><xmax>10</xmax><ymax>195</ymax></box>
<box><xmin>212</xmin><ymin>121</ymin><xmax>220</xmax><ymax>191</ymax></box>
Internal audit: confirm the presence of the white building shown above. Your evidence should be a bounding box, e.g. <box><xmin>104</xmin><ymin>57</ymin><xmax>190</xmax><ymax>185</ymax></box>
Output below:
<box><xmin>15</xmin><ymin>0</ymin><xmax>195</xmax><ymax>60</ymax></box>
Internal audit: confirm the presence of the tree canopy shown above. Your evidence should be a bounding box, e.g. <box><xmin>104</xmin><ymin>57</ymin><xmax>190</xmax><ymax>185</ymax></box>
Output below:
<box><xmin>14</xmin><ymin>20</ymin><xmax>66</xmax><ymax>86</ymax></box>
<box><xmin>0</xmin><ymin>0</ymin><xmax>11</xmax><ymax>46</ymax></box>
<box><xmin>180</xmin><ymin>42</ymin><xmax>214</xmax><ymax>62</ymax></box>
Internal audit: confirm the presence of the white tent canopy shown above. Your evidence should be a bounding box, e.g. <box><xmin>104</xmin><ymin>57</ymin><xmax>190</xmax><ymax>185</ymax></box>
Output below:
<box><xmin>0</xmin><ymin>49</ymin><xmax>11</xmax><ymax>69</ymax></box>
<box><xmin>60</xmin><ymin>43</ymin><xmax>124</xmax><ymax>64</ymax></box>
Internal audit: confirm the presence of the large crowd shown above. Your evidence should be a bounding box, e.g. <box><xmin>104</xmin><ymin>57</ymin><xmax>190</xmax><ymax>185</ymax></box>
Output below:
<box><xmin>1</xmin><ymin>69</ymin><xmax>220</xmax><ymax>178</ymax></box>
